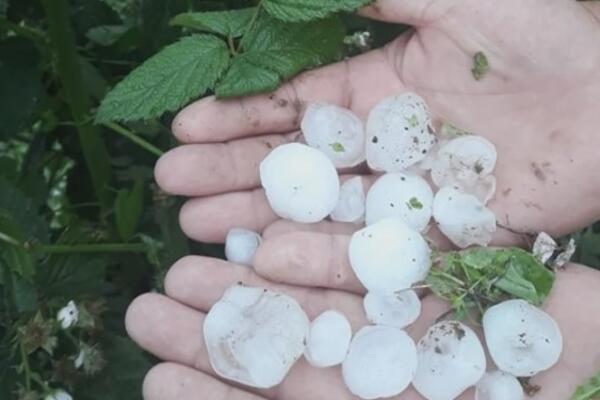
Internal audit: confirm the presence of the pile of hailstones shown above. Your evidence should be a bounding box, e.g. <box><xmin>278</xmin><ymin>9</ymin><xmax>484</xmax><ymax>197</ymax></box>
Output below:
<box><xmin>207</xmin><ymin>93</ymin><xmax>563</xmax><ymax>400</ymax></box>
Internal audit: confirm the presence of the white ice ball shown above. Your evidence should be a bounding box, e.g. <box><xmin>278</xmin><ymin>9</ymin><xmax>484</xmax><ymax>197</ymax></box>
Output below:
<box><xmin>363</xmin><ymin>290</ymin><xmax>421</xmax><ymax>329</ymax></box>
<box><xmin>260</xmin><ymin>143</ymin><xmax>340</xmax><ymax>223</ymax></box>
<box><xmin>301</xmin><ymin>102</ymin><xmax>366</xmax><ymax>168</ymax></box>
<box><xmin>365</xmin><ymin>172</ymin><xmax>433</xmax><ymax>231</ymax></box>
<box><xmin>304</xmin><ymin>310</ymin><xmax>352</xmax><ymax>368</ymax></box>
<box><xmin>225</xmin><ymin>228</ymin><xmax>261</xmax><ymax>266</ymax></box>
<box><xmin>330</xmin><ymin>176</ymin><xmax>365</xmax><ymax>223</ymax></box>
<box><xmin>475</xmin><ymin>370</ymin><xmax>524</xmax><ymax>400</ymax></box>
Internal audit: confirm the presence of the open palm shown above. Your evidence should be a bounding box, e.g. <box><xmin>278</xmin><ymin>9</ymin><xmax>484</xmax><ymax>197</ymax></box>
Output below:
<box><xmin>130</xmin><ymin>1</ymin><xmax>600</xmax><ymax>399</ymax></box>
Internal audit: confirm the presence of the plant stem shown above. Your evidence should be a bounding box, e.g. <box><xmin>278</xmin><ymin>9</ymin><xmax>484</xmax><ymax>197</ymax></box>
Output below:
<box><xmin>227</xmin><ymin>36</ymin><xmax>238</xmax><ymax>56</ymax></box>
<box><xmin>0</xmin><ymin>231</ymin><xmax>22</xmax><ymax>247</ymax></box>
<box><xmin>102</xmin><ymin>122</ymin><xmax>164</xmax><ymax>157</ymax></box>
<box><xmin>19</xmin><ymin>341</ymin><xmax>32</xmax><ymax>390</ymax></box>
<box><xmin>0</xmin><ymin>18</ymin><xmax>47</xmax><ymax>42</ymax></box>
<box><xmin>41</xmin><ymin>0</ymin><xmax>113</xmax><ymax>212</ymax></box>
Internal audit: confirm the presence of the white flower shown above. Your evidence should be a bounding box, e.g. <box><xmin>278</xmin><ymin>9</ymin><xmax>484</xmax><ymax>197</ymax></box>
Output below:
<box><xmin>74</xmin><ymin>349</ymin><xmax>85</xmax><ymax>369</ymax></box>
<box><xmin>45</xmin><ymin>389</ymin><xmax>73</xmax><ymax>400</ymax></box>
<box><xmin>57</xmin><ymin>300</ymin><xmax>78</xmax><ymax>329</ymax></box>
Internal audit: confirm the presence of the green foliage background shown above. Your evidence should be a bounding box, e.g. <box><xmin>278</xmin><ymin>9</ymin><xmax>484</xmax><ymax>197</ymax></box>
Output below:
<box><xmin>0</xmin><ymin>0</ymin><xmax>598</xmax><ymax>399</ymax></box>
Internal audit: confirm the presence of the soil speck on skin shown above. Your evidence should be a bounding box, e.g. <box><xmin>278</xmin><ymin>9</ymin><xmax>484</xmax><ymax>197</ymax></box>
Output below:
<box><xmin>502</xmin><ymin>188</ymin><xmax>512</xmax><ymax>197</ymax></box>
<box><xmin>276</xmin><ymin>98</ymin><xmax>288</xmax><ymax>107</ymax></box>
<box><xmin>531</xmin><ymin>162</ymin><xmax>547</xmax><ymax>182</ymax></box>
<box><xmin>523</xmin><ymin>201</ymin><xmax>543</xmax><ymax>211</ymax></box>
<box><xmin>518</xmin><ymin>377</ymin><xmax>541</xmax><ymax>396</ymax></box>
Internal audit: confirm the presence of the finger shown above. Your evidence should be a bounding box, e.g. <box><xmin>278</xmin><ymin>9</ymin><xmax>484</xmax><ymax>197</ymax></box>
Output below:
<box><xmin>155</xmin><ymin>132</ymin><xmax>299</xmax><ymax>196</ymax></box>
<box><xmin>172</xmin><ymin>48</ymin><xmax>405</xmax><ymax>143</ymax></box>
<box><xmin>262</xmin><ymin>219</ymin><xmax>358</xmax><ymax>240</ymax></box>
<box><xmin>358</xmin><ymin>0</ymin><xmax>449</xmax><ymax>26</ymax></box>
<box><xmin>254</xmin><ymin>231</ymin><xmax>364</xmax><ymax>294</ymax></box>
<box><xmin>581</xmin><ymin>1</ymin><xmax>600</xmax><ymax>19</ymax></box>
<box><xmin>179</xmin><ymin>189</ymin><xmax>277</xmax><ymax>243</ymax></box>
<box><xmin>164</xmin><ymin>256</ymin><xmax>366</xmax><ymax>328</ymax></box>
<box><xmin>143</xmin><ymin>363</ymin><xmax>268</xmax><ymax>400</ymax></box>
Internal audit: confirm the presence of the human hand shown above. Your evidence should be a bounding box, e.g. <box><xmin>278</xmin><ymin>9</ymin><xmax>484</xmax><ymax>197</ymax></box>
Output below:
<box><xmin>125</xmin><ymin>245</ymin><xmax>600</xmax><ymax>399</ymax></box>
<box><xmin>154</xmin><ymin>0</ymin><xmax>600</xmax><ymax>245</ymax></box>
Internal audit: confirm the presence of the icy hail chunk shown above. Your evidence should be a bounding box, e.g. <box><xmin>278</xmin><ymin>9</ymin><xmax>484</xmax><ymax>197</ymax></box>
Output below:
<box><xmin>366</xmin><ymin>93</ymin><xmax>436</xmax><ymax>172</ymax></box>
<box><xmin>330</xmin><ymin>176</ymin><xmax>366</xmax><ymax>223</ymax></box>
<box><xmin>532</xmin><ymin>232</ymin><xmax>557</xmax><ymax>264</ymax></box>
<box><xmin>304</xmin><ymin>310</ymin><xmax>352</xmax><ymax>368</ymax></box>
<box><xmin>203</xmin><ymin>285</ymin><xmax>310</xmax><ymax>388</ymax></box>
<box><xmin>225</xmin><ymin>228</ymin><xmax>261</xmax><ymax>266</ymax></box>
<box><xmin>365</xmin><ymin>172</ymin><xmax>433</xmax><ymax>231</ymax></box>
<box><xmin>475</xmin><ymin>370</ymin><xmax>524</xmax><ymax>400</ymax></box>
<box><xmin>363</xmin><ymin>290</ymin><xmax>421</xmax><ymax>329</ymax></box>
<box><xmin>260</xmin><ymin>143</ymin><xmax>340</xmax><ymax>223</ymax></box>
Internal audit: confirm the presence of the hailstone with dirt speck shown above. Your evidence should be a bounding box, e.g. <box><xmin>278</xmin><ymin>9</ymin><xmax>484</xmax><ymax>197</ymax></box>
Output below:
<box><xmin>304</xmin><ymin>310</ymin><xmax>352</xmax><ymax>368</ymax></box>
<box><xmin>483</xmin><ymin>299</ymin><xmax>563</xmax><ymax>377</ymax></box>
<box><xmin>349</xmin><ymin>218</ymin><xmax>431</xmax><ymax>292</ymax></box>
<box><xmin>330</xmin><ymin>176</ymin><xmax>365</xmax><ymax>223</ymax></box>
<box><xmin>413</xmin><ymin>321</ymin><xmax>486</xmax><ymax>400</ymax></box>
<box><xmin>225</xmin><ymin>228</ymin><xmax>261</xmax><ymax>266</ymax></box>
<box><xmin>260</xmin><ymin>143</ymin><xmax>340</xmax><ymax>223</ymax></box>
<box><xmin>203</xmin><ymin>285</ymin><xmax>310</xmax><ymax>388</ymax></box>
<box><xmin>301</xmin><ymin>103</ymin><xmax>366</xmax><ymax>168</ymax></box>
<box><xmin>532</xmin><ymin>232</ymin><xmax>557</xmax><ymax>264</ymax></box>
<box><xmin>342</xmin><ymin>325</ymin><xmax>417</xmax><ymax>399</ymax></box>
<box><xmin>475</xmin><ymin>370</ymin><xmax>524</xmax><ymax>400</ymax></box>
<box><xmin>366</xmin><ymin>93</ymin><xmax>436</xmax><ymax>172</ymax></box>
<box><xmin>365</xmin><ymin>172</ymin><xmax>433</xmax><ymax>231</ymax></box>
<box><xmin>433</xmin><ymin>186</ymin><xmax>496</xmax><ymax>248</ymax></box>
<box><xmin>363</xmin><ymin>290</ymin><xmax>421</xmax><ymax>329</ymax></box>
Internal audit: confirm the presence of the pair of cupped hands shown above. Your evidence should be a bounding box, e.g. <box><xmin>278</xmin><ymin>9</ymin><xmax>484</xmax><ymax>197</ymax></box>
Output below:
<box><xmin>125</xmin><ymin>1</ymin><xmax>600</xmax><ymax>399</ymax></box>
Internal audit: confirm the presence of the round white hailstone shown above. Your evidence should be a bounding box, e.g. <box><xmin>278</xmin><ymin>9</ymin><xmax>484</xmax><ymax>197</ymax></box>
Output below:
<box><xmin>301</xmin><ymin>102</ymin><xmax>366</xmax><ymax>168</ymax></box>
<box><xmin>363</xmin><ymin>290</ymin><xmax>421</xmax><ymax>329</ymax></box>
<box><xmin>304</xmin><ymin>310</ymin><xmax>352</xmax><ymax>368</ymax></box>
<box><xmin>260</xmin><ymin>143</ymin><xmax>340</xmax><ymax>223</ymax></box>
<box><xmin>365</xmin><ymin>172</ymin><xmax>433</xmax><ymax>231</ymax></box>
<box><xmin>413</xmin><ymin>321</ymin><xmax>486</xmax><ymax>400</ymax></box>
<box><xmin>330</xmin><ymin>176</ymin><xmax>365</xmax><ymax>223</ymax></box>
<box><xmin>475</xmin><ymin>370</ymin><xmax>524</xmax><ymax>400</ymax></box>
<box><xmin>366</xmin><ymin>92</ymin><xmax>436</xmax><ymax>172</ymax></box>
<box><xmin>225</xmin><ymin>228</ymin><xmax>261</xmax><ymax>266</ymax></box>
<box><xmin>349</xmin><ymin>218</ymin><xmax>431</xmax><ymax>292</ymax></box>
<box><xmin>483</xmin><ymin>299</ymin><xmax>563</xmax><ymax>377</ymax></box>
<box><xmin>203</xmin><ymin>285</ymin><xmax>310</xmax><ymax>388</ymax></box>
<box><xmin>342</xmin><ymin>325</ymin><xmax>417</xmax><ymax>399</ymax></box>
<box><xmin>432</xmin><ymin>186</ymin><xmax>496</xmax><ymax>248</ymax></box>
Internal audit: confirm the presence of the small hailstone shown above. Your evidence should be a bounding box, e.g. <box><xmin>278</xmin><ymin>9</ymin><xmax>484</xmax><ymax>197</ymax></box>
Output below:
<box><xmin>365</xmin><ymin>172</ymin><xmax>433</xmax><ymax>231</ymax></box>
<box><xmin>483</xmin><ymin>299</ymin><xmax>563</xmax><ymax>377</ymax></box>
<box><xmin>330</xmin><ymin>176</ymin><xmax>365</xmax><ymax>223</ymax></box>
<box><xmin>45</xmin><ymin>390</ymin><xmax>73</xmax><ymax>400</ymax></box>
<box><xmin>430</xmin><ymin>136</ymin><xmax>497</xmax><ymax>203</ymax></box>
<box><xmin>433</xmin><ymin>186</ymin><xmax>496</xmax><ymax>248</ymax></box>
<box><xmin>532</xmin><ymin>232</ymin><xmax>557</xmax><ymax>264</ymax></box>
<box><xmin>301</xmin><ymin>103</ymin><xmax>366</xmax><ymax>168</ymax></box>
<box><xmin>342</xmin><ymin>325</ymin><xmax>417</xmax><ymax>399</ymax></box>
<box><xmin>304</xmin><ymin>310</ymin><xmax>352</xmax><ymax>368</ymax></box>
<box><xmin>413</xmin><ymin>321</ymin><xmax>486</xmax><ymax>400</ymax></box>
<box><xmin>475</xmin><ymin>370</ymin><xmax>524</xmax><ymax>400</ymax></box>
<box><xmin>363</xmin><ymin>290</ymin><xmax>421</xmax><ymax>329</ymax></box>
<box><xmin>225</xmin><ymin>228</ymin><xmax>261</xmax><ymax>266</ymax></box>
<box><xmin>203</xmin><ymin>285</ymin><xmax>310</xmax><ymax>388</ymax></box>
<box><xmin>260</xmin><ymin>143</ymin><xmax>340</xmax><ymax>223</ymax></box>
<box><xmin>366</xmin><ymin>92</ymin><xmax>436</xmax><ymax>172</ymax></box>
<box><xmin>349</xmin><ymin>218</ymin><xmax>431</xmax><ymax>292</ymax></box>
<box><xmin>57</xmin><ymin>300</ymin><xmax>78</xmax><ymax>329</ymax></box>
<box><xmin>551</xmin><ymin>238</ymin><xmax>576</xmax><ymax>269</ymax></box>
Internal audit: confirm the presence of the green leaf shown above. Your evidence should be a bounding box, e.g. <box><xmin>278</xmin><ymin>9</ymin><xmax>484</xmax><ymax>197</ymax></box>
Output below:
<box><xmin>170</xmin><ymin>8</ymin><xmax>256</xmax><ymax>38</ymax></box>
<box><xmin>571</xmin><ymin>370</ymin><xmax>600</xmax><ymax>400</ymax></box>
<box><xmin>0</xmin><ymin>0</ymin><xmax>7</xmax><ymax>16</ymax></box>
<box><xmin>115</xmin><ymin>180</ymin><xmax>144</xmax><ymax>241</ymax></box>
<box><xmin>263</xmin><ymin>0</ymin><xmax>373</xmax><ymax>22</ymax></box>
<box><xmin>216</xmin><ymin>14</ymin><xmax>344</xmax><ymax>97</ymax></box>
<box><xmin>330</xmin><ymin>142</ymin><xmax>345</xmax><ymax>152</ymax></box>
<box><xmin>472</xmin><ymin>51</ymin><xmax>489</xmax><ymax>81</ymax></box>
<box><xmin>96</xmin><ymin>34</ymin><xmax>230</xmax><ymax>122</ymax></box>
<box><xmin>407</xmin><ymin>197</ymin><xmax>423</xmax><ymax>210</ymax></box>
<box><xmin>0</xmin><ymin>37</ymin><xmax>43</xmax><ymax>139</ymax></box>
<box><xmin>86</xmin><ymin>25</ymin><xmax>130</xmax><ymax>46</ymax></box>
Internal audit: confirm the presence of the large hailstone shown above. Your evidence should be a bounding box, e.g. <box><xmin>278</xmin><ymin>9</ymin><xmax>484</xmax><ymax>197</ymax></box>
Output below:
<box><xmin>365</xmin><ymin>172</ymin><xmax>433</xmax><ymax>231</ymax></box>
<box><xmin>304</xmin><ymin>310</ymin><xmax>352</xmax><ymax>368</ymax></box>
<box><xmin>203</xmin><ymin>285</ymin><xmax>310</xmax><ymax>388</ymax></box>
<box><xmin>430</xmin><ymin>136</ymin><xmax>497</xmax><ymax>204</ymax></box>
<box><xmin>342</xmin><ymin>325</ymin><xmax>417</xmax><ymax>399</ymax></box>
<box><xmin>363</xmin><ymin>290</ymin><xmax>421</xmax><ymax>329</ymax></box>
<box><xmin>483</xmin><ymin>299</ymin><xmax>563</xmax><ymax>377</ymax></box>
<box><xmin>260</xmin><ymin>143</ymin><xmax>340</xmax><ymax>223</ymax></box>
<box><xmin>349</xmin><ymin>218</ymin><xmax>431</xmax><ymax>292</ymax></box>
<box><xmin>433</xmin><ymin>186</ymin><xmax>496</xmax><ymax>248</ymax></box>
<box><xmin>366</xmin><ymin>92</ymin><xmax>436</xmax><ymax>172</ymax></box>
<box><xmin>225</xmin><ymin>228</ymin><xmax>261</xmax><ymax>266</ymax></box>
<box><xmin>475</xmin><ymin>370</ymin><xmax>524</xmax><ymax>400</ymax></box>
<box><xmin>330</xmin><ymin>176</ymin><xmax>365</xmax><ymax>223</ymax></box>
<box><xmin>301</xmin><ymin>103</ymin><xmax>366</xmax><ymax>168</ymax></box>
<box><xmin>413</xmin><ymin>321</ymin><xmax>486</xmax><ymax>400</ymax></box>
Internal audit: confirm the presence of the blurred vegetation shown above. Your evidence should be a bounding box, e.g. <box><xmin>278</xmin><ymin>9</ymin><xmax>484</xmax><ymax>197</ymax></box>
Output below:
<box><xmin>0</xmin><ymin>0</ymin><xmax>597</xmax><ymax>399</ymax></box>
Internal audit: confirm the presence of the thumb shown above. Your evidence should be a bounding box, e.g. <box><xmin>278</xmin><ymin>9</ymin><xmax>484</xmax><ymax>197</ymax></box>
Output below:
<box><xmin>359</xmin><ymin>0</ymin><xmax>447</xmax><ymax>26</ymax></box>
